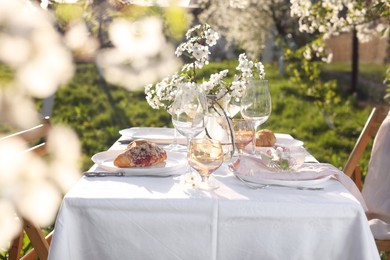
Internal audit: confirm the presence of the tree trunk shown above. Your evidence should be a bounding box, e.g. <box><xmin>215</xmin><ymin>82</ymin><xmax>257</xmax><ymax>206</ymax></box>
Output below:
<box><xmin>351</xmin><ymin>28</ymin><xmax>359</xmax><ymax>94</ymax></box>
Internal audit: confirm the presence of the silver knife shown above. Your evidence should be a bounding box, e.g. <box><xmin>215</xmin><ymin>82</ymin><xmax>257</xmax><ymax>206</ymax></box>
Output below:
<box><xmin>83</xmin><ymin>171</ymin><xmax>125</xmax><ymax>177</ymax></box>
<box><xmin>83</xmin><ymin>171</ymin><xmax>174</xmax><ymax>178</ymax></box>
<box><xmin>118</xmin><ymin>139</ymin><xmax>134</xmax><ymax>144</ymax></box>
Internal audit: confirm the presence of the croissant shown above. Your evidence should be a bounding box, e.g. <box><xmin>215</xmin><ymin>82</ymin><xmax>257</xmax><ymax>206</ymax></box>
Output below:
<box><xmin>114</xmin><ymin>139</ymin><xmax>167</xmax><ymax>168</ymax></box>
<box><xmin>256</xmin><ymin>129</ymin><xmax>276</xmax><ymax>147</ymax></box>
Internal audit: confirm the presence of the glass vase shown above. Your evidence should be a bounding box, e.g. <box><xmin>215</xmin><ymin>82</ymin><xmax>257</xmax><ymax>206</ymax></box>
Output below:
<box><xmin>205</xmin><ymin>94</ymin><xmax>235</xmax><ymax>160</ymax></box>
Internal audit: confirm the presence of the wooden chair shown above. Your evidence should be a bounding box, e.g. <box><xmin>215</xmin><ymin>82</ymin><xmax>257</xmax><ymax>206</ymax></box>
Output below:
<box><xmin>1</xmin><ymin>117</ymin><xmax>53</xmax><ymax>260</ymax></box>
<box><xmin>343</xmin><ymin>107</ymin><xmax>389</xmax><ymax>189</ymax></box>
<box><xmin>343</xmin><ymin>106</ymin><xmax>390</xmax><ymax>259</ymax></box>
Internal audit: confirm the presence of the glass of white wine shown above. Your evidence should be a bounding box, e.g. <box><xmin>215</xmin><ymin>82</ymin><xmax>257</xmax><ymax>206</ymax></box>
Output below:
<box><xmin>187</xmin><ymin>138</ymin><xmax>224</xmax><ymax>190</ymax></box>
<box><xmin>232</xmin><ymin>119</ymin><xmax>254</xmax><ymax>157</ymax></box>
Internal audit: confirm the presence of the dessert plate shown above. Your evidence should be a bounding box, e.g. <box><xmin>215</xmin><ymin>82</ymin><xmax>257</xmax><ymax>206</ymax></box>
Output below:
<box><xmin>91</xmin><ymin>150</ymin><xmax>187</xmax><ymax>176</ymax></box>
<box><xmin>119</xmin><ymin>127</ymin><xmax>186</xmax><ymax>144</ymax></box>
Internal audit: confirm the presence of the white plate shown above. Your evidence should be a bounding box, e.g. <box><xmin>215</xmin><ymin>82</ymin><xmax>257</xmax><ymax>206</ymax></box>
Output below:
<box><xmin>237</xmin><ymin>174</ymin><xmax>332</xmax><ymax>187</ymax></box>
<box><xmin>119</xmin><ymin>127</ymin><xmax>186</xmax><ymax>144</ymax></box>
<box><xmin>274</xmin><ymin>133</ymin><xmax>304</xmax><ymax>147</ymax></box>
<box><xmin>91</xmin><ymin>150</ymin><xmax>187</xmax><ymax>176</ymax></box>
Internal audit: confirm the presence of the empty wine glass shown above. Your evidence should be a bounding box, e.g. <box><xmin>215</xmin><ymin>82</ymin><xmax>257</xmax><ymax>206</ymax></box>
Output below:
<box><xmin>187</xmin><ymin>138</ymin><xmax>224</xmax><ymax>190</ymax></box>
<box><xmin>240</xmin><ymin>80</ymin><xmax>272</xmax><ymax>154</ymax></box>
<box><xmin>165</xmin><ymin>109</ymin><xmax>187</xmax><ymax>152</ymax></box>
<box><xmin>171</xmin><ymin>84</ymin><xmax>207</xmax><ymax>148</ymax></box>
<box><xmin>232</xmin><ymin>119</ymin><xmax>254</xmax><ymax>157</ymax></box>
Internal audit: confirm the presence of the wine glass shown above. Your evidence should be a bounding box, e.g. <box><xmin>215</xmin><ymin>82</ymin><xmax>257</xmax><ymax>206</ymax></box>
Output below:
<box><xmin>187</xmin><ymin>138</ymin><xmax>224</xmax><ymax>190</ymax></box>
<box><xmin>240</xmin><ymin>80</ymin><xmax>272</xmax><ymax>154</ymax></box>
<box><xmin>232</xmin><ymin>119</ymin><xmax>254</xmax><ymax>157</ymax></box>
<box><xmin>165</xmin><ymin>109</ymin><xmax>187</xmax><ymax>152</ymax></box>
<box><xmin>171</xmin><ymin>84</ymin><xmax>207</xmax><ymax>148</ymax></box>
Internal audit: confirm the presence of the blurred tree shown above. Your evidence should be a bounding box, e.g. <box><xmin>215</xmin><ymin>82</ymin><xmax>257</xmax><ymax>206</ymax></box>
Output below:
<box><xmin>290</xmin><ymin>0</ymin><xmax>390</xmax><ymax>98</ymax></box>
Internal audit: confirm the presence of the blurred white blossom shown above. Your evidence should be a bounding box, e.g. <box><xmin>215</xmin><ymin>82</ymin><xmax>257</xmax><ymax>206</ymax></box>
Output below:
<box><xmin>65</xmin><ymin>21</ymin><xmax>99</xmax><ymax>61</ymax></box>
<box><xmin>96</xmin><ymin>16</ymin><xmax>180</xmax><ymax>90</ymax></box>
<box><xmin>290</xmin><ymin>0</ymin><xmax>387</xmax><ymax>43</ymax></box>
<box><xmin>0</xmin><ymin>200</ymin><xmax>21</xmax><ymax>250</ymax></box>
<box><xmin>0</xmin><ymin>0</ymin><xmax>74</xmax><ymax>100</ymax></box>
<box><xmin>229</xmin><ymin>0</ymin><xmax>249</xmax><ymax>9</ymax></box>
<box><xmin>0</xmin><ymin>0</ymin><xmax>80</xmax><ymax>250</ymax></box>
<box><xmin>198</xmin><ymin>0</ymin><xmax>274</xmax><ymax>59</ymax></box>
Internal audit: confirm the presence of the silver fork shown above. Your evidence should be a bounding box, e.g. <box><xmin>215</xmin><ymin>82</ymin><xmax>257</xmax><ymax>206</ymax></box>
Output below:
<box><xmin>234</xmin><ymin>174</ymin><xmax>323</xmax><ymax>191</ymax></box>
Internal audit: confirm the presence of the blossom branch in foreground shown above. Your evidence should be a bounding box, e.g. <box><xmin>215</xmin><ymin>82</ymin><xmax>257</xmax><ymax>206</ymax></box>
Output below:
<box><xmin>0</xmin><ymin>0</ymin><xmax>82</xmax><ymax>250</ymax></box>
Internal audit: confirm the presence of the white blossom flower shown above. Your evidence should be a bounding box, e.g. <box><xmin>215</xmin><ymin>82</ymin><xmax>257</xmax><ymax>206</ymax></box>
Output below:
<box><xmin>192</xmin><ymin>43</ymin><xmax>207</xmax><ymax>61</ymax></box>
<box><xmin>205</xmin><ymin>28</ymin><xmax>219</xmax><ymax>46</ymax></box>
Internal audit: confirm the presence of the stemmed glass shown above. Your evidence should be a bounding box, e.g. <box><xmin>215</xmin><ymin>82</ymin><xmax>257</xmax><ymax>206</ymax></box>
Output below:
<box><xmin>165</xmin><ymin>110</ymin><xmax>187</xmax><ymax>152</ymax></box>
<box><xmin>240</xmin><ymin>80</ymin><xmax>272</xmax><ymax>154</ymax></box>
<box><xmin>187</xmin><ymin>138</ymin><xmax>224</xmax><ymax>190</ymax></box>
<box><xmin>171</xmin><ymin>84</ymin><xmax>207</xmax><ymax>148</ymax></box>
<box><xmin>232</xmin><ymin>119</ymin><xmax>254</xmax><ymax>157</ymax></box>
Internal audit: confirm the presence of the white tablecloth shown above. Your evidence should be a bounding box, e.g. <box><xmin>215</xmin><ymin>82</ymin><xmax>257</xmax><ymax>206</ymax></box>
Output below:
<box><xmin>49</xmin><ymin>135</ymin><xmax>380</xmax><ymax>260</ymax></box>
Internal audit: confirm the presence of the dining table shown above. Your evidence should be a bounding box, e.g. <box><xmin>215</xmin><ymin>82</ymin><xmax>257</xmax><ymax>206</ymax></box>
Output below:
<box><xmin>48</xmin><ymin>127</ymin><xmax>380</xmax><ymax>260</ymax></box>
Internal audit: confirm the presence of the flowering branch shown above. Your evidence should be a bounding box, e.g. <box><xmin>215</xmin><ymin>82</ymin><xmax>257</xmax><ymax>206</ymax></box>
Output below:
<box><xmin>145</xmin><ymin>23</ymin><xmax>266</xmax><ymax>113</ymax></box>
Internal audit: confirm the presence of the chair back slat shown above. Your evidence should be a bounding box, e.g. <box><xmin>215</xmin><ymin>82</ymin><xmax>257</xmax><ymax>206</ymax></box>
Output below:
<box><xmin>1</xmin><ymin>117</ymin><xmax>50</xmax><ymax>142</ymax></box>
<box><xmin>24</xmin><ymin>143</ymin><xmax>48</xmax><ymax>157</ymax></box>
<box><xmin>343</xmin><ymin>107</ymin><xmax>389</xmax><ymax>178</ymax></box>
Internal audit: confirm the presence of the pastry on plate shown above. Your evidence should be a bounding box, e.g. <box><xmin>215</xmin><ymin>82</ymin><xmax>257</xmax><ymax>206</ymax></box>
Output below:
<box><xmin>114</xmin><ymin>139</ymin><xmax>167</xmax><ymax>168</ymax></box>
<box><xmin>256</xmin><ymin>129</ymin><xmax>276</xmax><ymax>147</ymax></box>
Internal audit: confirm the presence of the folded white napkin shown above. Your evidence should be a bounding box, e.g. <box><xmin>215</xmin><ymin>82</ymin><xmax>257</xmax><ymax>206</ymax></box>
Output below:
<box><xmin>369</xmin><ymin>218</ymin><xmax>390</xmax><ymax>240</ymax></box>
<box><xmin>231</xmin><ymin>156</ymin><xmax>368</xmax><ymax>210</ymax></box>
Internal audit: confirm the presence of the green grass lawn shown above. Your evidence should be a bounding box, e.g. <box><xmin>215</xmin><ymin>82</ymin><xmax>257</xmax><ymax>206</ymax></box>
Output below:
<box><xmin>47</xmin><ymin>60</ymin><xmax>388</xmax><ymax>179</ymax></box>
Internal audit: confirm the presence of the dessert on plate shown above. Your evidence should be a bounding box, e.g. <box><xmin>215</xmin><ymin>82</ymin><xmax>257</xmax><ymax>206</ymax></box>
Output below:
<box><xmin>114</xmin><ymin>139</ymin><xmax>167</xmax><ymax>168</ymax></box>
